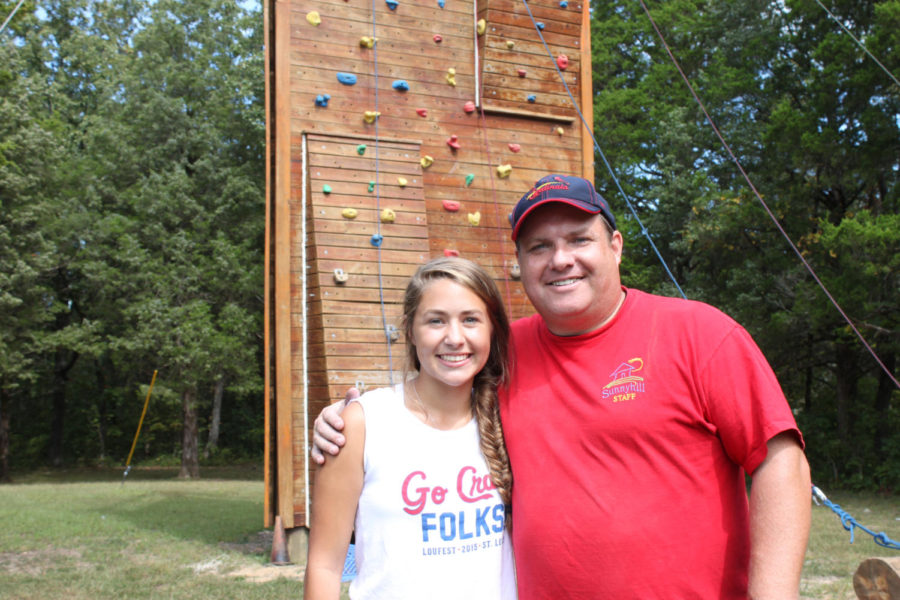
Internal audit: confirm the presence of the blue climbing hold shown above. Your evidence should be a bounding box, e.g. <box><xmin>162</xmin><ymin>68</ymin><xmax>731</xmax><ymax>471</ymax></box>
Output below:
<box><xmin>527</xmin><ymin>94</ymin><xmax>536</xmax><ymax>103</ymax></box>
<box><xmin>559</xmin><ymin>0</ymin><xmax>567</xmax><ymax>7</ymax></box>
<box><xmin>536</xmin><ymin>22</ymin><xmax>545</xmax><ymax>30</ymax></box>
<box><xmin>438</xmin><ymin>0</ymin><xmax>445</xmax><ymax>6</ymax></box>
<box><xmin>392</xmin><ymin>80</ymin><xmax>409</xmax><ymax>92</ymax></box>
<box><xmin>314</xmin><ymin>94</ymin><xmax>331</xmax><ymax>107</ymax></box>
<box><xmin>370</xmin><ymin>234</ymin><xmax>384</xmax><ymax>247</ymax></box>
<box><xmin>337</xmin><ymin>72</ymin><xmax>357</xmax><ymax>85</ymax></box>
<box><xmin>385</xmin><ymin>0</ymin><xmax>398</xmax><ymax>9</ymax></box>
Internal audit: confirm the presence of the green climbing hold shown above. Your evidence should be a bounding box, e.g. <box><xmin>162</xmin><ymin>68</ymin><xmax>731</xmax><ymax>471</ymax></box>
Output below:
<box><xmin>465</xmin><ymin>173</ymin><xmax>474</xmax><ymax>187</ymax></box>
<box><xmin>357</xmin><ymin>144</ymin><xmax>367</xmax><ymax>155</ymax></box>
<box><xmin>368</xmin><ymin>181</ymin><xmax>375</xmax><ymax>193</ymax></box>
<box><xmin>323</xmin><ymin>184</ymin><xmax>332</xmax><ymax>194</ymax></box>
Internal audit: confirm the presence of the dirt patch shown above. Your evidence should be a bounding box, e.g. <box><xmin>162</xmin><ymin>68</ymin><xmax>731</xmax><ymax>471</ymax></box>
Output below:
<box><xmin>0</xmin><ymin>548</ymin><xmax>89</xmax><ymax>576</ymax></box>
<box><xmin>219</xmin><ymin>529</ymin><xmax>274</xmax><ymax>556</ymax></box>
<box><xmin>228</xmin><ymin>562</ymin><xmax>306</xmax><ymax>582</ymax></box>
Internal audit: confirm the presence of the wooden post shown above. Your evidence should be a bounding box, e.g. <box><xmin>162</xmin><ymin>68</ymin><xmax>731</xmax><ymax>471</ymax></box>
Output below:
<box><xmin>854</xmin><ymin>557</ymin><xmax>900</xmax><ymax>600</ymax></box>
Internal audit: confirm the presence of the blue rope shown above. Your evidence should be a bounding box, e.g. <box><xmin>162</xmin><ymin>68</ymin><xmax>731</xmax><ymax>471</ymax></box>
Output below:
<box><xmin>370</xmin><ymin>0</ymin><xmax>394</xmax><ymax>384</ymax></box>
<box><xmin>812</xmin><ymin>486</ymin><xmax>900</xmax><ymax>550</ymax></box>
<box><xmin>519</xmin><ymin>0</ymin><xmax>687</xmax><ymax>300</ymax></box>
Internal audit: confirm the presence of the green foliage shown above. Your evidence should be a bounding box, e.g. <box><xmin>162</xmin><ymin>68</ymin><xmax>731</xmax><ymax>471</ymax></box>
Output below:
<box><xmin>1</xmin><ymin>0</ymin><xmax>265</xmax><ymax>474</ymax></box>
<box><xmin>592</xmin><ymin>0</ymin><xmax>899</xmax><ymax>490</ymax></box>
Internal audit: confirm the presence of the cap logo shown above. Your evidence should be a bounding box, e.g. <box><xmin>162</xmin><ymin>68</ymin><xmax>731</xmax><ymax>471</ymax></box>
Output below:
<box><xmin>527</xmin><ymin>180</ymin><xmax>569</xmax><ymax>201</ymax></box>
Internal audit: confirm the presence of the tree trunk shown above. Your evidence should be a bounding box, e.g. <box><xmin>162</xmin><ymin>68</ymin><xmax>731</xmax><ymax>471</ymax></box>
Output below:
<box><xmin>873</xmin><ymin>352</ymin><xmax>896</xmax><ymax>463</ymax></box>
<box><xmin>95</xmin><ymin>362</ymin><xmax>108</xmax><ymax>461</ymax></box>
<box><xmin>0</xmin><ymin>387</ymin><xmax>11</xmax><ymax>483</ymax></box>
<box><xmin>179</xmin><ymin>387</ymin><xmax>200</xmax><ymax>479</ymax></box>
<box><xmin>204</xmin><ymin>376</ymin><xmax>224</xmax><ymax>460</ymax></box>
<box><xmin>834</xmin><ymin>341</ymin><xmax>859</xmax><ymax>448</ymax></box>
<box><xmin>49</xmin><ymin>349</ymin><xmax>78</xmax><ymax>467</ymax></box>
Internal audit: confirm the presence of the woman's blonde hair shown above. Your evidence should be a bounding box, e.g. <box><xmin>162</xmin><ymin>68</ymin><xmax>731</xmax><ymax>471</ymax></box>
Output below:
<box><xmin>400</xmin><ymin>257</ymin><xmax>513</xmax><ymax>513</ymax></box>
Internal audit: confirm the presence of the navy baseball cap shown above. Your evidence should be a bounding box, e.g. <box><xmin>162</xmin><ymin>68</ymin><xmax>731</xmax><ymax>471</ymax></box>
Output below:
<box><xmin>509</xmin><ymin>174</ymin><xmax>616</xmax><ymax>241</ymax></box>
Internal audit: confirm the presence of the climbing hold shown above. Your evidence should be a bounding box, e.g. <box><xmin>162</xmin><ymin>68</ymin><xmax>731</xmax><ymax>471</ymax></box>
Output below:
<box><xmin>496</xmin><ymin>164</ymin><xmax>512</xmax><ymax>178</ymax></box>
<box><xmin>363</xmin><ymin>110</ymin><xmax>381</xmax><ymax>123</ymax></box>
<box><xmin>416</xmin><ymin>108</ymin><xmax>428</xmax><ymax>117</ymax></box>
<box><xmin>437</xmin><ymin>0</ymin><xmax>445</xmax><ymax>6</ymax></box>
<box><xmin>392</xmin><ymin>80</ymin><xmax>409</xmax><ymax>92</ymax></box>
<box><xmin>442</xmin><ymin>200</ymin><xmax>461</xmax><ymax>212</ymax></box>
<box><xmin>509</xmin><ymin>263</ymin><xmax>521</xmax><ymax>279</ymax></box>
<box><xmin>464</xmin><ymin>101</ymin><xmax>476</xmax><ymax>113</ymax></box>
<box><xmin>506</xmin><ymin>40</ymin><xmax>515</xmax><ymax>49</ymax></box>
<box><xmin>446</xmin><ymin>135</ymin><xmax>461</xmax><ymax>150</ymax></box>
<box><xmin>323</xmin><ymin>184</ymin><xmax>333</xmax><ymax>194</ymax></box>
<box><xmin>370</xmin><ymin>234</ymin><xmax>383</xmax><ymax>247</ymax></box>
<box><xmin>557</xmin><ymin>54</ymin><xmax>569</xmax><ymax>70</ymax></box>
<box><xmin>536</xmin><ymin>22</ymin><xmax>545</xmax><ymax>30</ymax></box>
<box><xmin>508</xmin><ymin>143</ymin><xmax>521</xmax><ymax>153</ymax></box>
<box><xmin>420</xmin><ymin>155</ymin><xmax>434</xmax><ymax>168</ymax></box>
<box><xmin>560</xmin><ymin>0</ymin><xmax>567</xmax><ymax>7</ymax></box>
<box><xmin>433</xmin><ymin>34</ymin><xmax>442</xmax><ymax>43</ymax></box>
<box><xmin>314</xmin><ymin>94</ymin><xmax>331</xmax><ymax>107</ymax></box>
<box><xmin>467</xmin><ymin>211</ymin><xmax>481</xmax><ymax>226</ymax></box>
<box><xmin>356</xmin><ymin>144</ymin><xmax>367</xmax><ymax>155</ymax></box>
<box><xmin>359</xmin><ymin>36</ymin><xmax>376</xmax><ymax>48</ymax></box>
<box><xmin>333</xmin><ymin>268</ymin><xmax>349</xmax><ymax>284</ymax></box>
<box><xmin>443</xmin><ymin>249</ymin><xmax>460</xmax><ymax>257</ymax></box>
<box><xmin>342</xmin><ymin>208</ymin><xmax>358</xmax><ymax>219</ymax></box>
<box><xmin>381</xmin><ymin>208</ymin><xmax>396</xmax><ymax>223</ymax></box>
<box><xmin>368</xmin><ymin>181</ymin><xmax>375</xmax><ymax>192</ymax></box>
<box><xmin>556</xmin><ymin>126</ymin><xmax>565</xmax><ymax>136</ymax></box>
<box><xmin>446</xmin><ymin>67</ymin><xmax>457</xmax><ymax>86</ymax></box>
<box><xmin>397</xmin><ymin>177</ymin><xmax>408</xmax><ymax>187</ymax></box>
<box><xmin>306</xmin><ymin>11</ymin><xmax>321</xmax><ymax>26</ymax></box>
<box><xmin>386</xmin><ymin>324</ymin><xmax>400</xmax><ymax>342</ymax></box>
<box><xmin>527</xmin><ymin>94</ymin><xmax>536</xmax><ymax>103</ymax></box>
<box><xmin>477</xmin><ymin>18</ymin><xmax>486</xmax><ymax>35</ymax></box>
<box><xmin>337</xmin><ymin>72</ymin><xmax>357</xmax><ymax>85</ymax></box>
<box><xmin>517</xmin><ymin>68</ymin><xmax>527</xmax><ymax>77</ymax></box>
<box><xmin>385</xmin><ymin>0</ymin><xmax>398</xmax><ymax>9</ymax></box>
<box><xmin>465</xmin><ymin>173</ymin><xmax>474</xmax><ymax>187</ymax></box>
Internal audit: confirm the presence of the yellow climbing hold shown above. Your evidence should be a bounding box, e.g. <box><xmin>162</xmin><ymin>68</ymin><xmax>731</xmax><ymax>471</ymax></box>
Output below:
<box><xmin>306</xmin><ymin>11</ymin><xmax>321</xmax><ymax>26</ymax></box>
<box><xmin>381</xmin><ymin>208</ymin><xmax>396</xmax><ymax>223</ymax></box>
<box><xmin>446</xmin><ymin>67</ymin><xmax>457</xmax><ymax>86</ymax></box>
<box><xmin>420</xmin><ymin>155</ymin><xmax>434</xmax><ymax>168</ymax></box>
<box><xmin>556</xmin><ymin>126</ymin><xmax>565</xmax><ymax>136</ymax></box>
<box><xmin>363</xmin><ymin>110</ymin><xmax>381</xmax><ymax>123</ymax></box>
<box><xmin>477</xmin><ymin>18</ymin><xmax>486</xmax><ymax>35</ymax></box>
<box><xmin>496</xmin><ymin>164</ymin><xmax>512</xmax><ymax>178</ymax></box>
<box><xmin>341</xmin><ymin>208</ymin><xmax>358</xmax><ymax>219</ymax></box>
<box><xmin>467</xmin><ymin>211</ymin><xmax>481</xmax><ymax>226</ymax></box>
<box><xmin>506</xmin><ymin>40</ymin><xmax>515</xmax><ymax>49</ymax></box>
<box><xmin>359</xmin><ymin>36</ymin><xmax>377</xmax><ymax>48</ymax></box>
<box><xmin>397</xmin><ymin>177</ymin><xmax>408</xmax><ymax>187</ymax></box>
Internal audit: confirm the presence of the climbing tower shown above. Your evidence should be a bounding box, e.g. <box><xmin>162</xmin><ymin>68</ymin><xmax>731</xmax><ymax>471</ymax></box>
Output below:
<box><xmin>263</xmin><ymin>0</ymin><xmax>594</xmax><ymax>539</ymax></box>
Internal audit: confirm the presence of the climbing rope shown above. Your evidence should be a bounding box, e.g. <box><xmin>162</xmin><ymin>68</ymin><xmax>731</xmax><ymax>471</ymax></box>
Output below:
<box><xmin>812</xmin><ymin>486</ymin><xmax>900</xmax><ymax>550</ymax></box>
<box><xmin>520</xmin><ymin>0</ymin><xmax>687</xmax><ymax>300</ymax></box>
<box><xmin>369</xmin><ymin>0</ymin><xmax>395</xmax><ymax>384</ymax></box>
<box><xmin>812</xmin><ymin>0</ymin><xmax>900</xmax><ymax>90</ymax></box>
<box><xmin>0</xmin><ymin>0</ymin><xmax>26</xmax><ymax>36</ymax></box>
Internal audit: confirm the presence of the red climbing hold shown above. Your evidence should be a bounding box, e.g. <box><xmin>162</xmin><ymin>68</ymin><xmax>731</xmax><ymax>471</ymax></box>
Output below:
<box><xmin>517</xmin><ymin>68</ymin><xmax>527</xmax><ymax>77</ymax></box>
<box><xmin>442</xmin><ymin>200</ymin><xmax>461</xmax><ymax>212</ymax></box>
<box><xmin>464</xmin><ymin>101</ymin><xmax>475</xmax><ymax>113</ymax></box>
<box><xmin>416</xmin><ymin>108</ymin><xmax>428</xmax><ymax>117</ymax></box>
<box><xmin>508</xmin><ymin>143</ymin><xmax>521</xmax><ymax>153</ymax></box>
<box><xmin>443</xmin><ymin>249</ymin><xmax>460</xmax><ymax>257</ymax></box>
<box><xmin>447</xmin><ymin>135</ymin><xmax>461</xmax><ymax>150</ymax></box>
<box><xmin>433</xmin><ymin>34</ymin><xmax>442</xmax><ymax>43</ymax></box>
<box><xmin>557</xmin><ymin>54</ymin><xmax>569</xmax><ymax>70</ymax></box>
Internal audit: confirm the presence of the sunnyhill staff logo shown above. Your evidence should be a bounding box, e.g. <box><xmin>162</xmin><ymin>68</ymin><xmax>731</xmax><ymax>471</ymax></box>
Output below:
<box><xmin>601</xmin><ymin>358</ymin><xmax>646</xmax><ymax>403</ymax></box>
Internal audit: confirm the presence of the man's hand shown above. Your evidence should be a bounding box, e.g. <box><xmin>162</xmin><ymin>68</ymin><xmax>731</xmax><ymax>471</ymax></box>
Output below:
<box><xmin>310</xmin><ymin>388</ymin><xmax>360</xmax><ymax>465</ymax></box>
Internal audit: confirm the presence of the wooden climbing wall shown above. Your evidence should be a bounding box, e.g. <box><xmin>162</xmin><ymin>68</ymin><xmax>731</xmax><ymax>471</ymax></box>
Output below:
<box><xmin>263</xmin><ymin>0</ymin><xmax>594</xmax><ymax>528</ymax></box>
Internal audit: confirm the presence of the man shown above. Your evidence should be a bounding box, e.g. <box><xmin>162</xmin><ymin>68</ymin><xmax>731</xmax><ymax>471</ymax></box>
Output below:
<box><xmin>313</xmin><ymin>174</ymin><xmax>811</xmax><ymax>599</ymax></box>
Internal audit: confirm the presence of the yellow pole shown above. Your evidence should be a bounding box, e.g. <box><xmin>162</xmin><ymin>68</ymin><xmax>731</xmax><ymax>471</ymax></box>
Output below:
<box><xmin>123</xmin><ymin>370</ymin><xmax>158</xmax><ymax>480</ymax></box>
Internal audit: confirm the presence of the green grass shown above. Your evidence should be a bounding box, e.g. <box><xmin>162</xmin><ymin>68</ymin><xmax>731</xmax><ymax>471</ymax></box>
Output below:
<box><xmin>1</xmin><ymin>467</ymin><xmax>897</xmax><ymax>599</ymax></box>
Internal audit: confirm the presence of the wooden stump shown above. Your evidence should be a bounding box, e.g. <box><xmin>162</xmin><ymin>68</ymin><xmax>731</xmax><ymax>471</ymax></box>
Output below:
<box><xmin>854</xmin><ymin>557</ymin><xmax>900</xmax><ymax>600</ymax></box>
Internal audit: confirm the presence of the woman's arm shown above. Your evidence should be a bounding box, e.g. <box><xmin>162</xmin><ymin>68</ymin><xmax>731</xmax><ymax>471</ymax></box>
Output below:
<box><xmin>304</xmin><ymin>401</ymin><xmax>366</xmax><ymax>600</ymax></box>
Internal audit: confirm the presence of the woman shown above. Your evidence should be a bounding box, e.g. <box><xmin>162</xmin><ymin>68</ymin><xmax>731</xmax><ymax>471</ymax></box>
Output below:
<box><xmin>304</xmin><ymin>257</ymin><xmax>516</xmax><ymax>600</ymax></box>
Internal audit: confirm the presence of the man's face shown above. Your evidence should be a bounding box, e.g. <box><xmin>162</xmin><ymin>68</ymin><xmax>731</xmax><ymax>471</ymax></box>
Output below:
<box><xmin>515</xmin><ymin>203</ymin><xmax>623</xmax><ymax>336</ymax></box>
